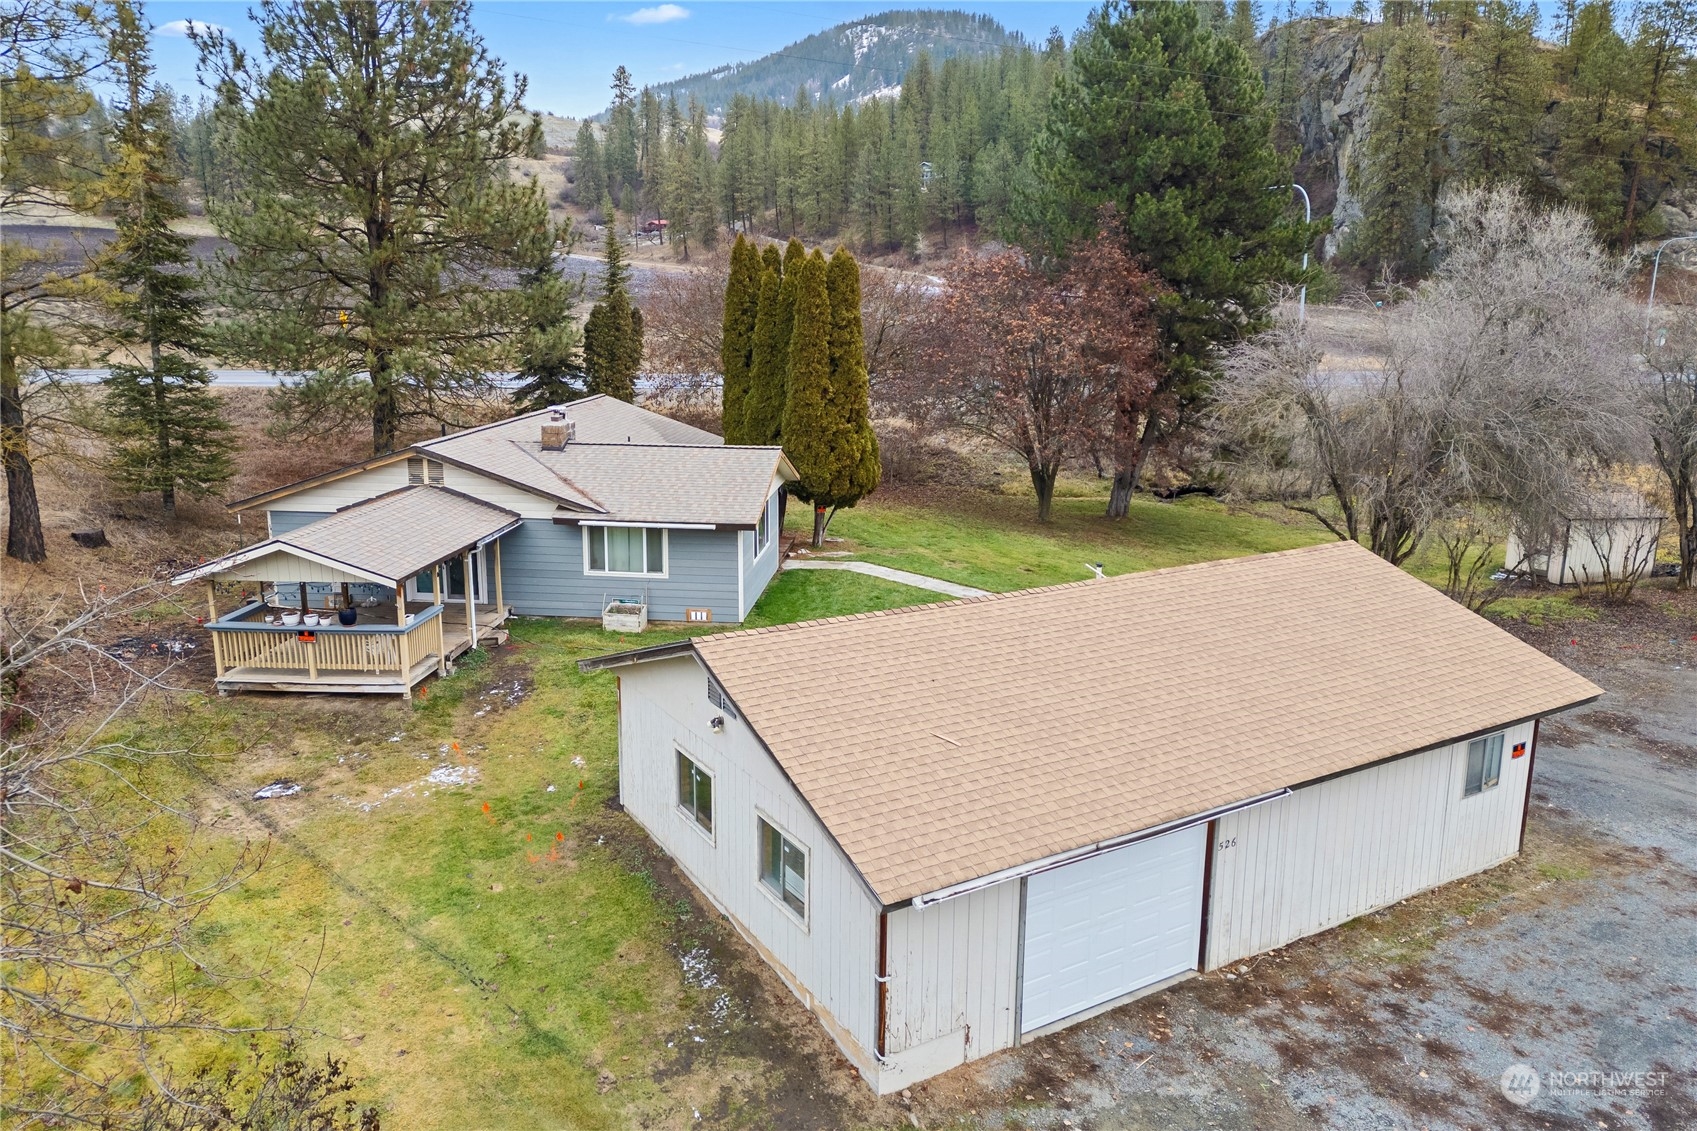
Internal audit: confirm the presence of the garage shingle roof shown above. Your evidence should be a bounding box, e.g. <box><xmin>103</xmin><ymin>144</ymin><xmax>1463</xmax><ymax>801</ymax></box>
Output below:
<box><xmin>684</xmin><ymin>541</ymin><xmax>1602</xmax><ymax>906</ymax></box>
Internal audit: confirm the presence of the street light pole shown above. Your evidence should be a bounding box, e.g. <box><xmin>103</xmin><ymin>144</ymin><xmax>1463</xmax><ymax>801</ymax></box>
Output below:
<box><xmin>1291</xmin><ymin>182</ymin><xmax>1312</xmax><ymax>326</ymax></box>
<box><xmin>1644</xmin><ymin>234</ymin><xmax>1697</xmax><ymax>349</ymax></box>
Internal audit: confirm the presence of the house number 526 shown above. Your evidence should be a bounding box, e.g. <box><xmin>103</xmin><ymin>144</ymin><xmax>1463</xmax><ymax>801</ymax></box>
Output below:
<box><xmin>1216</xmin><ymin>837</ymin><xmax>1238</xmax><ymax>852</ymax></box>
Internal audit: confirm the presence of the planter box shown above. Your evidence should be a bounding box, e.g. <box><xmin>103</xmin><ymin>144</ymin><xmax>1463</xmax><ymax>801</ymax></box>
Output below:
<box><xmin>603</xmin><ymin>602</ymin><xmax>648</xmax><ymax>633</ymax></box>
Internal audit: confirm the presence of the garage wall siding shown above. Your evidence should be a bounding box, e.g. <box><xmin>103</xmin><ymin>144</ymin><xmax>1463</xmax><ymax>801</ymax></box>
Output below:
<box><xmin>884</xmin><ymin>880</ymin><xmax>1021</xmax><ymax>1063</ymax></box>
<box><xmin>616</xmin><ymin>656</ymin><xmax>882</xmax><ymax>1073</ymax></box>
<box><xmin>1205</xmin><ymin>720</ymin><xmax>1536</xmax><ymax>969</ymax></box>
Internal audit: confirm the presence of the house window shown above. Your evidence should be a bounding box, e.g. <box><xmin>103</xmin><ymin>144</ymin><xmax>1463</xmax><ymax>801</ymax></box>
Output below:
<box><xmin>1464</xmin><ymin>732</ymin><xmax>1505</xmax><ymax>797</ymax></box>
<box><xmin>755</xmin><ymin>497</ymin><xmax>771</xmax><ymax>555</ymax></box>
<box><xmin>758</xmin><ymin>817</ymin><xmax>807</xmax><ymax>921</ymax></box>
<box><xmin>586</xmin><ymin>526</ymin><xmax>666</xmax><ymax>575</ymax></box>
<box><xmin>406</xmin><ymin>457</ymin><xmax>444</xmax><ymax>485</ymax></box>
<box><xmin>676</xmin><ymin>750</ymin><xmax>713</xmax><ymax>835</ymax></box>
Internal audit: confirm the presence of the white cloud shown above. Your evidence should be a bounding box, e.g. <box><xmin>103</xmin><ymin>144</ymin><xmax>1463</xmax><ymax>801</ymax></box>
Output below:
<box><xmin>154</xmin><ymin>18</ymin><xmax>227</xmax><ymax>37</ymax></box>
<box><xmin>613</xmin><ymin>4</ymin><xmax>689</xmax><ymax>25</ymax></box>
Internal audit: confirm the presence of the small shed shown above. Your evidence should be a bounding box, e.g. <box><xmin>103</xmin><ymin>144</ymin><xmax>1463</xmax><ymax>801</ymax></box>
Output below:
<box><xmin>581</xmin><ymin>541</ymin><xmax>1599</xmax><ymax>1094</ymax></box>
<box><xmin>173</xmin><ymin>486</ymin><xmax>520</xmax><ymax>697</ymax></box>
<box><xmin>1505</xmin><ymin>488</ymin><xmax>1666</xmax><ymax>586</ymax></box>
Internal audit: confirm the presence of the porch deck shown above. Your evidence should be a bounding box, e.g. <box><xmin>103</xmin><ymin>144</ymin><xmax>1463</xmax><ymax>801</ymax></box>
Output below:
<box><xmin>207</xmin><ymin>600</ymin><xmax>509</xmax><ymax>697</ymax></box>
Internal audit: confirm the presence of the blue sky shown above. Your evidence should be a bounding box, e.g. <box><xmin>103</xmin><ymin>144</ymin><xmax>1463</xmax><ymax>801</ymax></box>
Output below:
<box><xmin>143</xmin><ymin>2</ymin><xmax>1100</xmax><ymax>118</ymax></box>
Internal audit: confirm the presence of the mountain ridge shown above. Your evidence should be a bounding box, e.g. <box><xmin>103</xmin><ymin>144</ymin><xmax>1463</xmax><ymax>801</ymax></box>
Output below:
<box><xmin>632</xmin><ymin>9</ymin><xmax>1023</xmax><ymax>115</ymax></box>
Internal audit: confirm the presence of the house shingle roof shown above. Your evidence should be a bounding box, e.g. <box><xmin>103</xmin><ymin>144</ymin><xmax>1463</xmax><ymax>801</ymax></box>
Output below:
<box><xmin>421</xmin><ymin>398</ymin><xmax>790</xmax><ymax>525</ymax></box>
<box><xmin>677</xmin><ymin>541</ymin><xmax>1601</xmax><ymax>905</ymax></box>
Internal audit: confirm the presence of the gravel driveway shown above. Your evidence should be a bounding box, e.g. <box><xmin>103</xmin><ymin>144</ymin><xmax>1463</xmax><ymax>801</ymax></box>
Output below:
<box><xmin>906</xmin><ymin>602</ymin><xmax>1697</xmax><ymax>1131</ymax></box>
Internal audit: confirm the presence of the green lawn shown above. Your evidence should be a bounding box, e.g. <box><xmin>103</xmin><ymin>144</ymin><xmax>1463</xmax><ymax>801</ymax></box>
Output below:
<box><xmin>811</xmin><ymin>488</ymin><xmax>1330</xmax><ymax>592</ymax></box>
<box><xmin>58</xmin><ymin>488</ymin><xmax>1343</xmax><ymax>1128</ymax></box>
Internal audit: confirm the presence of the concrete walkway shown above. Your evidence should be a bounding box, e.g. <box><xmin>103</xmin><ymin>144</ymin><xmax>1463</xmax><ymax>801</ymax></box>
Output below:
<box><xmin>780</xmin><ymin>559</ymin><xmax>991</xmax><ymax>599</ymax></box>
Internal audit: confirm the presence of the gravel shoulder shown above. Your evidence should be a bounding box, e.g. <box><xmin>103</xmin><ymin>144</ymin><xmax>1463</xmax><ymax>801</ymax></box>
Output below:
<box><xmin>894</xmin><ymin>588</ymin><xmax>1697</xmax><ymax>1131</ymax></box>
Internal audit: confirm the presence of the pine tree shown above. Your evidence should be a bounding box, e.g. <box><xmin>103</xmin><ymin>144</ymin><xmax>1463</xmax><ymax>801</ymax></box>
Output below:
<box><xmin>1229</xmin><ymin>0</ymin><xmax>1261</xmax><ymax>49</ymax></box>
<box><xmin>572</xmin><ymin>120</ymin><xmax>606</xmax><ymax>208</ymax></box>
<box><xmin>583</xmin><ymin>203</ymin><xmax>644</xmax><ymax>402</ymax></box>
<box><xmin>779</xmin><ymin>250</ymin><xmax>839</xmax><ymax>547</ymax></box>
<box><xmin>1353</xmin><ymin>20</ymin><xmax>1442</xmax><ymax>273</ymax></box>
<box><xmin>606</xmin><ymin>65</ymin><xmax>640</xmax><ymax>200</ymax></box>
<box><xmin>99</xmin><ymin>0</ymin><xmax>234</xmax><ymax>516</ymax></box>
<box><xmin>1030</xmin><ymin>0</ymin><xmax>1310</xmax><ymax>516</ymax></box>
<box><xmin>1448</xmin><ymin>1</ymin><xmax>1550</xmax><ymax>186</ymax></box>
<box><xmin>1555</xmin><ymin>2</ymin><xmax>1638</xmax><ymax>243</ymax></box>
<box><xmin>742</xmin><ymin>255</ymin><xmax>788</xmax><ymax>444</ymax></box>
<box><xmin>196</xmin><ymin>0</ymin><xmax>554</xmax><ymax>453</ymax></box>
<box><xmin>510</xmin><ymin>236</ymin><xmax>586</xmax><ymax>413</ymax></box>
<box><xmin>720</xmin><ymin>234</ymin><xmax>761</xmax><ymax>441</ymax></box>
<box><xmin>1622</xmin><ymin>1</ymin><xmax>1697</xmax><ymax>245</ymax></box>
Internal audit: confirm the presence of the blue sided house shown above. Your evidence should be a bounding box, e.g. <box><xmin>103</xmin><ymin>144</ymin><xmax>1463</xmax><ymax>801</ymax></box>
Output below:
<box><xmin>174</xmin><ymin>396</ymin><xmax>794</xmax><ymax>697</ymax></box>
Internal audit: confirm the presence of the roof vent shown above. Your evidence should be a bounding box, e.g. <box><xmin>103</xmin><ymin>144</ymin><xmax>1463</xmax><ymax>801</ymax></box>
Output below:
<box><xmin>541</xmin><ymin>414</ymin><xmax>575</xmax><ymax>450</ymax></box>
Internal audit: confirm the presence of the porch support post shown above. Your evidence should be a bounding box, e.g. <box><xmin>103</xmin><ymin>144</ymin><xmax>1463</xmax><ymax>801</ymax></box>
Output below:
<box><xmin>431</xmin><ymin>562</ymin><xmax>441</xmax><ymax>606</ymax></box>
<box><xmin>395</xmin><ymin>586</ymin><xmax>407</xmax><ymax>629</ymax></box>
<box><xmin>299</xmin><ymin>581</ymin><xmax>309</xmax><ymax>614</ymax></box>
<box><xmin>436</xmin><ymin>610</ymin><xmax>447</xmax><ymax>675</ymax></box>
<box><xmin>492</xmin><ymin>538</ymin><xmax>504</xmax><ymax>613</ymax></box>
<box><xmin>463</xmin><ymin>547</ymin><xmax>477</xmax><ymax>646</ymax></box>
<box><xmin>205</xmin><ymin>579</ymin><xmax>218</xmax><ymax>622</ymax></box>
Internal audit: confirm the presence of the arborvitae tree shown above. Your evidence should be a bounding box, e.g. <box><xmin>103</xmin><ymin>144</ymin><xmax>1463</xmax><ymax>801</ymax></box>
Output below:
<box><xmin>823</xmin><ymin>247</ymin><xmax>880</xmax><ymax>517</ymax></box>
<box><xmin>1031</xmin><ymin>0</ymin><xmax>1311</xmax><ymax>516</ymax></box>
<box><xmin>780</xmin><ymin>250</ymin><xmax>841</xmax><ymax>546</ymax></box>
<box><xmin>583</xmin><ymin>203</ymin><xmax>643</xmax><ymax>401</ymax></box>
<box><xmin>720</xmin><ymin>234</ymin><xmax>761</xmax><ymax>440</ymax></box>
<box><xmin>742</xmin><ymin>257</ymin><xmax>788</xmax><ymax>444</ymax></box>
<box><xmin>195</xmin><ymin>0</ymin><xmax>554</xmax><ymax>453</ymax></box>
<box><xmin>1555</xmin><ymin>2</ymin><xmax>1638</xmax><ymax>244</ymax></box>
<box><xmin>1448</xmin><ymin>1</ymin><xmax>1550</xmax><ymax>186</ymax></box>
<box><xmin>1353</xmin><ymin>20</ymin><xmax>1443</xmax><ymax>273</ymax></box>
<box><xmin>572</xmin><ymin>120</ymin><xmax>606</xmax><ymax>208</ymax></box>
<box><xmin>99</xmin><ymin>0</ymin><xmax>234</xmax><ymax>516</ymax></box>
<box><xmin>510</xmin><ymin>237</ymin><xmax>586</xmax><ymax>413</ymax></box>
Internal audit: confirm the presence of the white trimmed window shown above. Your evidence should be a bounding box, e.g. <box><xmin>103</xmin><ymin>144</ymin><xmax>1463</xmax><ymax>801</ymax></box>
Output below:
<box><xmin>585</xmin><ymin>526</ymin><xmax>666</xmax><ymax>576</ymax></box>
<box><xmin>406</xmin><ymin>456</ymin><xmax>445</xmax><ymax>485</ymax></box>
<box><xmin>676</xmin><ymin>750</ymin><xmax>713</xmax><ymax>835</ymax></box>
<box><xmin>758</xmin><ymin>817</ymin><xmax>807</xmax><ymax>921</ymax></box>
<box><xmin>1464</xmin><ymin>732</ymin><xmax>1504</xmax><ymax>797</ymax></box>
<box><xmin>755</xmin><ymin>497</ymin><xmax>772</xmax><ymax>555</ymax></box>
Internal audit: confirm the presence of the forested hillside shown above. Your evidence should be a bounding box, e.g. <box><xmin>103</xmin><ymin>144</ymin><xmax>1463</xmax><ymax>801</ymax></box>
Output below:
<box><xmin>563</xmin><ymin>0</ymin><xmax>1694</xmax><ymax>269</ymax></box>
<box><xmin>641</xmin><ymin>9</ymin><xmax>1022</xmax><ymax>112</ymax></box>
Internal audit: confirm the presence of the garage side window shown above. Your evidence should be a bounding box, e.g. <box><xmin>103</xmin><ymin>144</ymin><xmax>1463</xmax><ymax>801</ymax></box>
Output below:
<box><xmin>757</xmin><ymin>817</ymin><xmax>807</xmax><ymax>921</ymax></box>
<box><xmin>1464</xmin><ymin>733</ymin><xmax>1504</xmax><ymax>796</ymax></box>
<box><xmin>586</xmin><ymin>526</ymin><xmax>666</xmax><ymax>575</ymax></box>
<box><xmin>676</xmin><ymin>750</ymin><xmax>713</xmax><ymax>834</ymax></box>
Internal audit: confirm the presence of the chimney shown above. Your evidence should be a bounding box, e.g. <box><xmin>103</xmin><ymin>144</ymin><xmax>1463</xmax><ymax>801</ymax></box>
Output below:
<box><xmin>540</xmin><ymin>410</ymin><xmax>575</xmax><ymax>451</ymax></box>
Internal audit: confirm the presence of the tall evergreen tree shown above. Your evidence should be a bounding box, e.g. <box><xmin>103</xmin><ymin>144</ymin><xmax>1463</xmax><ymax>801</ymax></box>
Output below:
<box><xmin>1030</xmin><ymin>0</ymin><xmax>1311</xmax><ymax>516</ymax></box>
<box><xmin>779</xmin><ymin>250</ymin><xmax>840</xmax><ymax>546</ymax></box>
<box><xmin>720</xmin><ymin>234</ymin><xmax>760</xmax><ymax>441</ymax></box>
<box><xmin>100</xmin><ymin>0</ymin><xmax>234</xmax><ymax>516</ymax></box>
<box><xmin>572</xmin><ymin>120</ymin><xmax>606</xmax><ymax>208</ymax></box>
<box><xmin>194</xmin><ymin>0</ymin><xmax>554</xmax><ymax>453</ymax></box>
<box><xmin>1622</xmin><ymin>0</ymin><xmax>1697</xmax><ymax>245</ymax></box>
<box><xmin>1447</xmin><ymin>1</ymin><xmax>1550</xmax><ymax>186</ymax></box>
<box><xmin>583</xmin><ymin>202</ymin><xmax>644</xmax><ymax>402</ymax></box>
<box><xmin>1555</xmin><ymin>2</ymin><xmax>1638</xmax><ymax>244</ymax></box>
<box><xmin>510</xmin><ymin>236</ymin><xmax>586</xmax><ymax>413</ymax></box>
<box><xmin>1353</xmin><ymin>20</ymin><xmax>1443</xmax><ymax>273</ymax></box>
<box><xmin>605</xmin><ymin>65</ymin><xmax>640</xmax><ymax>200</ymax></box>
<box><xmin>742</xmin><ymin>251</ymin><xmax>789</xmax><ymax>444</ymax></box>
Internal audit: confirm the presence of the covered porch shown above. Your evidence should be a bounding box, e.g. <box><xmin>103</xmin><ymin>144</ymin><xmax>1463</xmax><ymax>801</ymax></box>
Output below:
<box><xmin>173</xmin><ymin>487</ymin><xmax>520</xmax><ymax>698</ymax></box>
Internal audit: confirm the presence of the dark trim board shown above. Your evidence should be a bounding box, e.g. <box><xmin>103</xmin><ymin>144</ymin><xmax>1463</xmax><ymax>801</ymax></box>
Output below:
<box><xmin>1519</xmin><ymin>718</ymin><xmax>1541</xmax><ymax>855</ymax></box>
<box><xmin>1197</xmin><ymin>818</ymin><xmax>1218</xmax><ymax>972</ymax></box>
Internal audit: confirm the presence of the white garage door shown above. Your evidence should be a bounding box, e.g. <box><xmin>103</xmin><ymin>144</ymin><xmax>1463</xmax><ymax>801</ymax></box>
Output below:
<box><xmin>1020</xmin><ymin>823</ymin><xmax>1207</xmax><ymax>1033</ymax></box>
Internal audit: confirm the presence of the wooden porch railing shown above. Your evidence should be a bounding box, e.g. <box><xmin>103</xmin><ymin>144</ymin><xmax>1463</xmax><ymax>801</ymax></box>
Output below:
<box><xmin>207</xmin><ymin>601</ymin><xmax>447</xmax><ymax>683</ymax></box>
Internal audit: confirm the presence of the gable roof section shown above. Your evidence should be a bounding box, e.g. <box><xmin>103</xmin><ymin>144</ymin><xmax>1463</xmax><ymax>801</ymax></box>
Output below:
<box><xmin>591</xmin><ymin>541</ymin><xmax>1601</xmax><ymax>906</ymax></box>
<box><xmin>231</xmin><ymin>396</ymin><xmax>787</xmax><ymax>525</ymax></box>
<box><xmin>176</xmin><ymin>486</ymin><xmax>520</xmax><ymax>586</ymax></box>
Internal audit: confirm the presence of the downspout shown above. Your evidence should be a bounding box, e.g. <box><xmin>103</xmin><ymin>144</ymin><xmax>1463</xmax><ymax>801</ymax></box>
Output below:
<box><xmin>874</xmin><ymin>910</ymin><xmax>890</xmax><ymax>1063</ymax></box>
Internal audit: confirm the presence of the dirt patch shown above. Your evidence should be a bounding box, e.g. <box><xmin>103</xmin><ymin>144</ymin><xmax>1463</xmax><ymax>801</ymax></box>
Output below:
<box><xmin>579</xmin><ymin>805</ymin><xmax>905</xmax><ymax>1130</ymax></box>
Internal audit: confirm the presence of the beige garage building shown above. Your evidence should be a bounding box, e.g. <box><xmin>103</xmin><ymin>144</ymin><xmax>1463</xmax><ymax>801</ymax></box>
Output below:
<box><xmin>581</xmin><ymin>541</ymin><xmax>1600</xmax><ymax>1093</ymax></box>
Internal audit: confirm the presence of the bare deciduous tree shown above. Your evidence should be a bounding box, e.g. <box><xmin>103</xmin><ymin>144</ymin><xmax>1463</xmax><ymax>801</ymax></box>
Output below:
<box><xmin>2</xmin><ymin>584</ymin><xmax>273</xmax><ymax>1128</ymax></box>
<box><xmin>1216</xmin><ymin>185</ymin><xmax>1638</xmax><ymax>573</ymax></box>
<box><xmin>925</xmin><ymin>236</ymin><xmax>1160</xmax><ymax>521</ymax></box>
<box><xmin>1644</xmin><ymin>307</ymin><xmax>1697</xmax><ymax>588</ymax></box>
